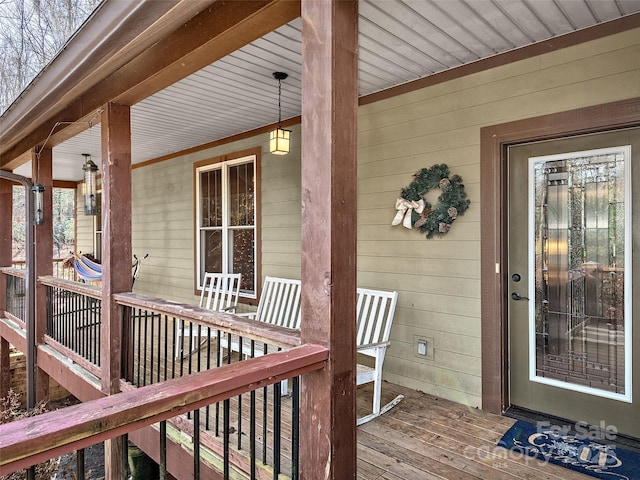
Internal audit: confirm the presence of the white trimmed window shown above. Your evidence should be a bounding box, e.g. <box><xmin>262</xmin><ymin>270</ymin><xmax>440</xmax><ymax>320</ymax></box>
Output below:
<box><xmin>195</xmin><ymin>153</ymin><xmax>257</xmax><ymax>299</ymax></box>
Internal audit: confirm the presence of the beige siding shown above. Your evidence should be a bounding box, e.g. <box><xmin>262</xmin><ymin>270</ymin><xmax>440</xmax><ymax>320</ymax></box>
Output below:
<box><xmin>130</xmin><ymin>124</ymin><xmax>302</xmax><ymax>305</ymax></box>
<box><xmin>75</xmin><ymin>28</ymin><xmax>640</xmax><ymax>408</ymax></box>
<box><xmin>75</xmin><ymin>185</ymin><xmax>97</xmax><ymax>257</ymax></box>
<box><xmin>357</xmin><ymin>27</ymin><xmax>640</xmax><ymax>408</ymax></box>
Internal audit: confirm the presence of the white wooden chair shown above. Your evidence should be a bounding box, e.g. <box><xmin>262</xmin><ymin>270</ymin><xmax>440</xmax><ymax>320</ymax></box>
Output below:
<box><xmin>355</xmin><ymin>287</ymin><xmax>403</xmax><ymax>425</ymax></box>
<box><xmin>175</xmin><ymin>272</ymin><xmax>241</xmax><ymax>358</ymax></box>
<box><xmin>221</xmin><ymin>276</ymin><xmax>301</xmax><ymax>393</ymax></box>
<box><xmin>241</xmin><ymin>276</ymin><xmax>302</xmax><ymax>328</ymax></box>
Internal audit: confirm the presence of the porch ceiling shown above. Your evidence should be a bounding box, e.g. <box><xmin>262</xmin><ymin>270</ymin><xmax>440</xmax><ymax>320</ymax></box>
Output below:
<box><xmin>13</xmin><ymin>0</ymin><xmax>640</xmax><ymax>182</ymax></box>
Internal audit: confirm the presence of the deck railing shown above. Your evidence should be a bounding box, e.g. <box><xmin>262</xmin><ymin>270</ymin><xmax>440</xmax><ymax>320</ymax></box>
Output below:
<box><xmin>42</xmin><ymin>277</ymin><xmax>102</xmax><ymax>368</ymax></box>
<box><xmin>11</xmin><ymin>258</ymin><xmax>76</xmax><ymax>281</ymax></box>
<box><xmin>27</xmin><ymin>279</ymin><xmax>308</xmax><ymax>479</ymax></box>
<box><xmin>0</xmin><ymin>344</ymin><xmax>328</xmax><ymax>479</ymax></box>
<box><xmin>2</xmin><ymin>268</ymin><xmax>26</xmax><ymax>324</ymax></box>
<box><xmin>115</xmin><ymin>292</ymin><xmax>304</xmax><ymax>479</ymax></box>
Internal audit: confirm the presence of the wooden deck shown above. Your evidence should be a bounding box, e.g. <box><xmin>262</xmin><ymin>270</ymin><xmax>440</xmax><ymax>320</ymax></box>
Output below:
<box><xmin>356</xmin><ymin>382</ymin><xmax>592</xmax><ymax>480</ymax></box>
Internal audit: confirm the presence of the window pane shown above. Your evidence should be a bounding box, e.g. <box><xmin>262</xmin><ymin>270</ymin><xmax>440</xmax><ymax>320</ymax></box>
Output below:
<box><xmin>229</xmin><ymin>228</ymin><xmax>254</xmax><ymax>293</ymax></box>
<box><xmin>201</xmin><ymin>230</ymin><xmax>222</xmax><ymax>282</ymax></box>
<box><xmin>200</xmin><ymin>169</ymin><xmax>222</xmax><ymax>227</ymax></box>
<box><xmin>229</xmin><ymin>162</ymin><xmax>254</xmax><ymax>227</ymax></box>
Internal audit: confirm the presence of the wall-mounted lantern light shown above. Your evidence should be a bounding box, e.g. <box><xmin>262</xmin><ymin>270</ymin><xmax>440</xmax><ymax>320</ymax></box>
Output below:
<box><xmin>82</xmin><ymin>153</ymin><xmax>98</xmax><ymax>215</ymax></box>
<box><xmin>32</xmin><ymin>183</ymin><xmax>44</xmax><ymax>226</ymax></box>
<box><xmin>269</xmin><ymin>71</ymin><xmax>291</xmax><ymax>155</ymax></box>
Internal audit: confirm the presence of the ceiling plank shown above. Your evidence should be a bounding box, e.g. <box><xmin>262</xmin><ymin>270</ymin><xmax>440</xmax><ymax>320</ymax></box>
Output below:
<box><xmin>1</xmin><ymin>0</ymin><xmax>300</xmax><ymax>170</ymax></box>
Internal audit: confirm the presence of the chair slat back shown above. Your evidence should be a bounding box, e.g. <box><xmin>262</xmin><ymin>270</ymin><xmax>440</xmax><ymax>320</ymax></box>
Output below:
<box><xmin>256</xmin><ymin>276</ymin><xmax>302</xmax><ymax>330</ymax></box>
<box><xmin>200</xmin><ymin>273</ymin><xmax>241</xmax><ymax>312</ymax></box>
<box><xmin>356</xmin><ymin>288</ymin><xmax>398</xmax><ymax>349</ymax></box>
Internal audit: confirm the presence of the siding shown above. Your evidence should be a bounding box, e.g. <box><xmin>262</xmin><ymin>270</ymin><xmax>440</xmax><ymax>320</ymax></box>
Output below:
<box><xmin>130</xmin><ymin>124</ymin><xmax>302</xmax><ymax>305</ymax></box>
<box><xmin>356</xmin><ymin>27</ymin><xmax>640</xmax><ymax>407</ymax></box>
<box><xmin>79</xmin><ymin>27</ymin><xmax>640</xmax><ymax>408</ymax></box>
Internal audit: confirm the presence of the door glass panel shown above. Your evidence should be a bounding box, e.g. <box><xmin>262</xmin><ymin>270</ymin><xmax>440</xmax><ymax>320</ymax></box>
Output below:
<box><xmin>530</xmin><ymin>146</ymin><xmax>630</xmax><ymax>400</ymax></box>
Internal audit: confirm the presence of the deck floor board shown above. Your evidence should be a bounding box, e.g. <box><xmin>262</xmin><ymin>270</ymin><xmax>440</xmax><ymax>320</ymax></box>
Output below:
<box><xmin>355</xmin><ymin>382</ymin><xmax>593</xmax><ymax>480</ymax></box>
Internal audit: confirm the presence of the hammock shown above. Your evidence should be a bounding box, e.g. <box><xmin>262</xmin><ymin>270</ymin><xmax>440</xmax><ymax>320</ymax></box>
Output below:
<box><xmin>73</xmin><ymin>254</ymin><xmax>102</xmax><ymax>282</ymax></box>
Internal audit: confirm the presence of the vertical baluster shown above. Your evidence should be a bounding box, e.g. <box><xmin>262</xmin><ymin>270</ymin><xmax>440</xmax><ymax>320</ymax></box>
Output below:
<box><xmin>150</xmin><ymin>310</ymin><xmax>155</xmax><ymax>384</ymax></box>
<box><xmin>171</xmin><ymin>316</ymin><xmax>177</xmax><ymax>379</ymax></box>
<box><xmin>196</xmin><ymin>323</ymin><xmax>202</xmax><ymax>373</ymax></box>
<box><xmin>187</xmin><ymin>321</ymin><xmax>194</xmax><ymax>374</ymax></box>
<box><xmin>292</xmin><ymin>376</ymin><xmax>300</xmax><ymax>480</ymax></box>
<box><xmin>163</xmin><ymin>314</ymin><xmax>168</xmax><ymax>382</ymax></box>
<box><xmin>77</xmin><ymin>448</ymin><xmax>85</xmax><ymax>480</ymax></box>
<box><xmin>273</xmin><ymin>379</ymin><xmax>281</xmax><ymax>478</ymax></box>
<box><xmin>224</xmin><ymin>399</ymin><xmax>230</xmax><ymax>480</ymax></box>
<box><xmin>160</xmin><ymin>421</ymin><xmax>167</xmax><ymax>480</ymax></box>
<box><xmin>121</xmin><ymin>435</ymin><xmax>128</xmax><ymax>480</ymax></box>
<box><xmin>215</xmin><ymin>329</ymin><xmax>222</xmax><ymax>437</ymax></box>
<box><xmin>194</xmin><ymin>409</ymin><xmax>200</xmax><ymax>480</ymax></box>
<box><xmin>96</xmin><ymin>300</ymin><xmax>101</xmax><ymax>367</ymax></box>
<box><xmin>143</xmin><ymin>311</ymin><xmax>149</xmax><ymax>386</ymax></box>
<box><xmin>179</xmin><ymin>318</ymin><xmax>185</xmax><ymax>378</ymax></box>
<box><xmin>136</xmin><ymin>313</ymin><xmax>142</xmax><ymax>387</ymax></box>
<box><xmin>237</xmin><ymin>336</ymin><xmax>243</xmax><ymax>450</ymax></box>
<box><xmin>205</xmin><ymin>327</ymin><xmax>211</xmax><ymax>430</ymax></box>
<box><xmin>250</xmin><ymin>340</ymin><xmax>256</xmax><ymax>480</ymax></box>
<box><xmin>262</xmin><ymin>343</ymin><xmax>268</xmax><ymax>464</ymax></box>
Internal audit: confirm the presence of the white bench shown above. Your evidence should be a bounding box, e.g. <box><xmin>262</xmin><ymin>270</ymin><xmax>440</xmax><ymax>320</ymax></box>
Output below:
<box><xmin>225</xmin><ymin>276</ymin><xmax>401</xmax><ymax>424</ymax></box>
<box><xmin>175</xmin><ymin>272</ymin><xmax>241</xmax><ymax>358</ymax></box>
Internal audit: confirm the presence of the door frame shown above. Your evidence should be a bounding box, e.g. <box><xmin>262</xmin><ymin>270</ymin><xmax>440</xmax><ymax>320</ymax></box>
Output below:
<box><xmin>480</xmin><ymin>97</ymin><xmax>640</xmax><ymax>414</ymax></box>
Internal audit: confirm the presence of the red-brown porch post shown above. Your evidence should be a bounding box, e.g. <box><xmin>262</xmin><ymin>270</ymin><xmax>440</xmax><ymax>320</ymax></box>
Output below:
<box><xmin>0</xmin><ymin>180</ymin><xmax>11</xmax><ymax>398</ymax></box>
<box><xmin>32</xmin><ymin>147</ymin><xmax>53</xmax><ymax>402</ymax></box>
<box><xmin>100</xmin><ymin>102</ymin><xmax>132</xmax><ymax>479</ymax></box>
<box><xmin>300</xmin><ymin>0</ymin><xmax>359</xmax><ymax>478</ymax></box>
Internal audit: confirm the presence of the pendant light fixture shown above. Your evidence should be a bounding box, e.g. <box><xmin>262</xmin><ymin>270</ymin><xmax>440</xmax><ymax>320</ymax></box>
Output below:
<box><xmin>269</xmin><ymin>71</ymin><xmax>291</xmax><ymax>155</ymax></box>
<box><xmin>82</xmin><ymin>153</ymin><xmax>98</xmax><ymax>215</ymax></box>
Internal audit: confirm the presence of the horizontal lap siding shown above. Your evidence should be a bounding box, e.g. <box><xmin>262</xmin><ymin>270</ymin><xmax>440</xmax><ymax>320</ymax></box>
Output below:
<box><xmin>80</xmin><ymin>29</ymin><xmax>640</xmax><ymax>409</ymax></box>
<box><xmin>130</xmin><ymin>124</ymin><xmax>302</xmax><ymax>305</ymax></box>
<box><xmin>357</xmin><ymin>28</ymin><xmax>640</xmax><ymax>408</ymax></box>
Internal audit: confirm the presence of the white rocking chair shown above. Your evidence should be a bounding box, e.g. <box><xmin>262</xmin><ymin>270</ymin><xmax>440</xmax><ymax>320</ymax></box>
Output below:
<box><xmin>355</xmin><ymin>287</ymin><xmax>403</xmax><ymax>425</ymax></box>
<box><xmin>175</xmin><ymin>272</ymin><xmax>241</xmax><ymax>358</ymax></box>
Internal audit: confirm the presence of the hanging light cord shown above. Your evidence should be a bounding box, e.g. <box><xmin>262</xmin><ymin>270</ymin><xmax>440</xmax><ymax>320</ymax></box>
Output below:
<box><xmin>277</xmin><ymin>77</ymin><xmax>283</xmax><ymax>127</ymax></box>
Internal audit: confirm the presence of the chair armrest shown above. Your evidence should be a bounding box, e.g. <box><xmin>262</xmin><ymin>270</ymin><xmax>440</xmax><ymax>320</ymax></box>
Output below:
<box><xmin>236</xmin><ymin>312</ymin><xmax>257</xmax><ymax>320</ymax></box>
<box><xmin>357</xmin><ymin>341</ymin><xmax>390</xmax><ymax>352</ymax></box>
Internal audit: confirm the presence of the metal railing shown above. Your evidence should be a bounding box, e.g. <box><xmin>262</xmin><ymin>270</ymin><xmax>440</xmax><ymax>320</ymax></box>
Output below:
<box><xmin>27</xmin><ymin>278</ymin><xmax>308</xmax><ymax>479</ymax></box>
<box><xmin>12</xmin><ymin>258</ymin><xmax>76</xmax><ymax>281</ymax></box>
<box><xmin>116</xmin><ymin>293</ymin><xmax>303</xmax><ymax>479</ymax></box>
<box><xmin>0</xmin><ymin>344</ymin><xmax>327</xmax><ymax>480</ymax></box>
<box><xmin>43</xmin><ymin>278</ymin><xmax>102</xmax><ymax>368</ymax></box>
<box><xmin>2</xmin><ymin>268</ymin><xmax>26</xmax><ymax>323</ymax></box>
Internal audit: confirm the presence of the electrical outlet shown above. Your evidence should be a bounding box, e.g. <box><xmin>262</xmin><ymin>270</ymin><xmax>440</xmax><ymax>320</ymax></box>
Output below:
<box><xmin>413</xmin><ymin>335</ymin><xmax>434</xmax><ymax>361</ymax></box>
<box><xmin>417</xmin><ymin>339</ymin><xmax>428</xmax><ymax>356</ymax></box>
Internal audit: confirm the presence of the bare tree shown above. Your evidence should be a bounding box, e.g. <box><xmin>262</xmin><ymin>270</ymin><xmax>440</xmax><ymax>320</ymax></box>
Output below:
<box><xmin>0</xmin><ymin>0</ymin><xmax>101</xmax><ymax>113</ymax></box>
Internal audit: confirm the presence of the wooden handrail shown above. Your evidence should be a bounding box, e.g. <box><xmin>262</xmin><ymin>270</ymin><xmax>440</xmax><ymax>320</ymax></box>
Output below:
<box><xmin>0</xmin><ymin>343</ymin><xmax>328</xmax><ymax>476</ymax></box>
<box><xmin>115</xmin><ymin>291</ymin><xmax>301</xmax><ymax>349</ymax></box>
<box><xmin>38</xmin><ymin>275</ymin><xmax>101</xmax><ymax>300</ymax></box>
<box><xmin>0</xmin><ymin>267</ymin><xmax>26</xmax><ymax>279</ymax></box>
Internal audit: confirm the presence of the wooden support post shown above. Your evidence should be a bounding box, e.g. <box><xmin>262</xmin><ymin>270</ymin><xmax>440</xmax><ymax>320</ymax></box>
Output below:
<box><xmin>300</xmin><ymin>1</ymin><xmax>358</xmax><ymax>479</ymax></box>
<box><xmin>32</xmin><ymin>147</ymin><xmax>53</xmax><ymax>403</ymax></box>
<box><xmin>0</xmin><ymin>179</ymin><xmax>11</xmax><ymax>398</ymax></box>
<box><xmin>100</xmin><ymin>102</ymin><xmax>132</xmax><ymax>479</ymax></box>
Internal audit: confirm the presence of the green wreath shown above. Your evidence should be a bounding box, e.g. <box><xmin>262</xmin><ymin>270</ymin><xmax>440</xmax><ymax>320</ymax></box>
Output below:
<box><xmin>391</xmin><ymin>164</ymin><xmax>470</xmax><ymax>238</ymax></box>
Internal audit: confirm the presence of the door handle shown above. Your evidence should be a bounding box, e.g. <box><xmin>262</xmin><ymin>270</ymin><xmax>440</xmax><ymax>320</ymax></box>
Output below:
<box><xmin>511</xmin><ymin>291</ymin><xmax>529</xmax><ymax>301</ymax></box>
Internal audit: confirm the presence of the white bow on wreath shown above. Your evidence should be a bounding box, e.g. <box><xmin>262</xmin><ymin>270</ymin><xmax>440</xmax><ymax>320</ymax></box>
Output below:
<box><xmin>391</xmin><ymin>198</ymin><xmax>424</xmax><ymax>229</ymax></box>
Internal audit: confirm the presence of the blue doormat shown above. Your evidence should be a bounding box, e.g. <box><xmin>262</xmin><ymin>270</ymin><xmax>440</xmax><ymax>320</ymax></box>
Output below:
<box><xmin>497</xmin><ymin>420</ymin><xmax>640</xmax><ymax>480</ymax></box>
